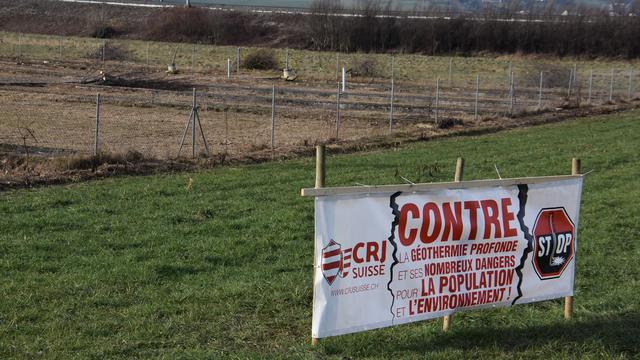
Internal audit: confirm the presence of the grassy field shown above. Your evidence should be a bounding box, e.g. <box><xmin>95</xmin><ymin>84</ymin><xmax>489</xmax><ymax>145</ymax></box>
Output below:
<box><xmin>0</xmin><ymin>110</ymin><xmax>639</xmax><ymax>358</ymax></box>
<box><xmin>2</xmin><ymin>30</ymin><xmax>639</xmax><ymax>88</ymax></box>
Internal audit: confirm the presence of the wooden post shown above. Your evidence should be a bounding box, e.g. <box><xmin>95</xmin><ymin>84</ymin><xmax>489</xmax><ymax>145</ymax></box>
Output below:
<box><xmin>565</xmin><ymin>158</ymin><xmax>580</xmax><ymax>320</ymax></box>
<box><xmin>59</xmin><ymin>35</ymin><xmax>63</xmax><ymax>61</ymax></box>
<box><xmin>312</xmin><ymin>145</ymin><xmax>325</xmax><ymax>346</ymax></box>
<box><xmin>146</xmin><ymin>42</ymin><xmax>150</xmax><ymax>66</ymax></box>
<box><xmin>443</xmin><ymin>157</ymin><xmax>464</xmax><ymax>332</ymax></box>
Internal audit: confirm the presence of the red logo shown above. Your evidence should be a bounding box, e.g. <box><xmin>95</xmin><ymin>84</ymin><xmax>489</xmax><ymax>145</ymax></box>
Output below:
<box><xmin>532</xmin><ymin>207</ymin><xmax>575</xmax><ymax>280</ymax></box>
<box><xmin>321</xmin><ymin>240</ymin><xmax>351</xmax><ymax>285</ymax></box>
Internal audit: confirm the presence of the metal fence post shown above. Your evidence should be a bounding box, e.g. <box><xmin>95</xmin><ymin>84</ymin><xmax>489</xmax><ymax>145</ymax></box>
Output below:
<box><xmin>271</xmin><ymin>85</ymin><xmax>276</xmax><ymax>149</ymax></box>
<box><xmin>146</xmin><ymin>42</ymin><xmax>150</xmax><ymax>66</ymax></box>
<box><xmin>567</xmin><ymin>68</ymin><xmax>573</xmax><ymax>99</ymax></box>
<box><xmin>335</xmin><ymin>53</ymin><xmax>339</xmax><ymax>80</ymax></box>
<box><xmin>191</xmin><ymin>43</ymin><xmax>196</xmax><ymax>71</ymax></box>
<box><xmin>227</xmin><ymin>59</ymin><xmax>231</xmax><ymax>78</ymax></box>
<box><xmin>538</xmin><ymin>71</ymin><xmax>543</xmax><ymax>110</ymax></box>
<box><xmin>628</xmin><ymin>67</ymin><xmax>633</xmax><ymax>100</ymax></box>
<box><xmin>94</xmin><ymin>93</ymin><xmax>101</xmax><ymax>156</ymax></box>
<box><xmin>474</xmin><ymin>74</ymin><xmax>479</xmax><ymax>121</ymax></box>
<box><xmin>336</xmin><ymin>82</ymin><xmax>341</xmax><ymax>140</ymax></box>
<box><xmin>435</xmin><ymin>77</ymin><xmax>440</xmax><ymax>123</ymax></box>
<box><xmin>59</xmin><ymin>35</ymin><xmax>63</xmax><ymax>61</ymax></box>
<box><xmin>588</xmin><ymin>68</ymin><xmax>593</xmax><ymax>104</ymax></box>
<box><xmin>191</xmin><ymin>89</ymin><xmax>197</xmax><ymax>157</ymax></box>
<box><xmin>389</xmin><ymin>56</ymin><xmax>395</xmax><ymax>134</ymax></box>
<box><xmin>285</xmin><ymin>48</ymin><xmax>289</xmax><ymax>69</ymax></box>
<box><xmin>17</xmin><ymin>33</ymin><xmax>22</xmax><ymax>59</ymax></box>
<box><xmin>609</xmin><ymin>68</ymin><xmax>614</xmax><ymax>102</ymax></box>
<box><xmin>342</xmin><ymin>67</ymin><xmax>346</xmax><ymax>92</ymax></box>
<box><xmin>236</xmin><ymin>47</ymin><xmax>240</xmax><ymax>74</ymax></box>
<box><xmin>102</xmin><ymin>39</ymin><xmax>106</xmax><ymax>63</ymax></box>
<box><xmin>448</xmin><ymin>57</ymin><xmax>453</xmax><ymax>87</ymax></box>
<box><xmin>509</xmin><ymin>71</ymin><xmax>515</xmax><ymax>115</ymax></box>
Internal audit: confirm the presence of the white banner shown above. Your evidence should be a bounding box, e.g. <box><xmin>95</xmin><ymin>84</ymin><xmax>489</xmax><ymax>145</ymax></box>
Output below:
<box><xmin>312</xmin><ymin>177</ymin><xmax>583</xmax><ymax>338</ymax></box>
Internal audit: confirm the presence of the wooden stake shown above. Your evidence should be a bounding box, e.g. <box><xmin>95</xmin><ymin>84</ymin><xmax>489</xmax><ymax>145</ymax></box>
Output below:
<box><xmin>315</xmin><ymin>145</ymin><xmax>326</xmax><ymax>188</ymax></box>
<box><xmin>312</xmin><ymin>145</ymin><xmax>325</xmax><ymax>346</ymax></box>
<box><xmin>443</xmin><ymin>157</ymin><xmax>464</xmax><ymax>332</ymax></box>
<box><xmin>454</xmin><ymin>157</ymin><xmax>464</xmax><ymax>182</ymax></box>
<box><xmin>565</xmin><ymin>158</ymin><xmax>580</xmax><ymax>320</ymax></box>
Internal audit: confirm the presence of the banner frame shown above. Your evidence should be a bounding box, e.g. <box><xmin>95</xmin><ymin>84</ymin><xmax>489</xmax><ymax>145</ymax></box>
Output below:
<box><xmin>302</xmin><ymin>174</ymin><xmax>582</xmax><ymax>197</ymax></box>
<box><xmin>304</xmin><ymin>145</ymin><xmax>582</xmax><ymax>343</ymax></box>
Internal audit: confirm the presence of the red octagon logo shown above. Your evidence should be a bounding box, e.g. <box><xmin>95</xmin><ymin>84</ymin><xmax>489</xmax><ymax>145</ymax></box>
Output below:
<box><xmin>532</xmin><ymin>207</ymin><xmax>575</xmax><ymax>280</ymax></box>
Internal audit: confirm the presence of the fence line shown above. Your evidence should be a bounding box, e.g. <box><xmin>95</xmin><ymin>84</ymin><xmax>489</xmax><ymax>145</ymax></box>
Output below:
<box><xmin>0</xmin><ymin>31</ymin><xmax>638</xmax><ymax>160</ymax></box>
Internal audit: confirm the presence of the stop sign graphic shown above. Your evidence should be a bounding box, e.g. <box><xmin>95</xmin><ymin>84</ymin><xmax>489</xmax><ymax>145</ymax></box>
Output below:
<box><xmin>532</xmin><ymin>207</ymin><xmax>575</xmax><ymax>279</ymax></box>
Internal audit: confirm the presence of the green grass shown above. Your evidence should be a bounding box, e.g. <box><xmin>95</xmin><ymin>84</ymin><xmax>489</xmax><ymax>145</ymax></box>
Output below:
<box><xmin>1</xmin><ymin>110</ymin><xmax>639</xmax><ymax>358</ymax></box>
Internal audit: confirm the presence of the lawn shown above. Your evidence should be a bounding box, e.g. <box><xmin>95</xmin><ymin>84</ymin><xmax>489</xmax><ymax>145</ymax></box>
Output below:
<box><xmin>0</xmin><ymin>110</ymin><xmax>638</xmax><ymax>358</ymax></box>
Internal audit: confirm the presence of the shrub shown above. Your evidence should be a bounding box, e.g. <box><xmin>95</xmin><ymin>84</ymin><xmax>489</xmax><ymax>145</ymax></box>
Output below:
<box><xmin>241</xmin><ymin>49</ymin><xmax>278</xmax><ymax>70</ymax></box>
<box><xmin>91</xmin><ymin>24</ymin><xmax>118</xmax><ymax>39</ymax></box>
<box><xmin>351</xmin><ymin>57</ymin><xmax>379</xmax><ymax>77</ymax></box>
<box><xmin>85</xmin><ymin>41</ymin><xmax>133</xmax><ymax>61</ymax></box>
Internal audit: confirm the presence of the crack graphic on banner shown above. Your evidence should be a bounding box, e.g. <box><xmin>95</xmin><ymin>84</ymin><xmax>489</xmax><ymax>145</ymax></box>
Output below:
<box><xmin>387</xmin><ymin>191</ymin><xmax>402</xmax><ymax>322</ymax></box>
<box><xmin>513</xmin><ymin>184</ymin><xmax>533</xmax><ymax>305</ymax></box>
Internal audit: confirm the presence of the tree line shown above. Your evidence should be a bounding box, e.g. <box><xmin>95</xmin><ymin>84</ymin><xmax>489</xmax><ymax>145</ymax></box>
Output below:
<box><xmin>306</xmin><ymin>0</ymin><xmax>640</xmax><ymax>58</ymax></box>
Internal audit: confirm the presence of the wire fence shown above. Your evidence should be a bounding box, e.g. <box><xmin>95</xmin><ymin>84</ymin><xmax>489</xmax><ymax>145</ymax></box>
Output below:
<box><xmin>0</xmin><ymin>31</ymin><xmax>638</xmax><ymax>160</ymax></box>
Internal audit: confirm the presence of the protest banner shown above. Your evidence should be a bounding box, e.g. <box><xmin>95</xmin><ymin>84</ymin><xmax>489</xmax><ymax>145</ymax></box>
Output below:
<box><xmin>302</xmin><ymin>147</ymin><xmax>583</xmax><ymax>341</ymax></box>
